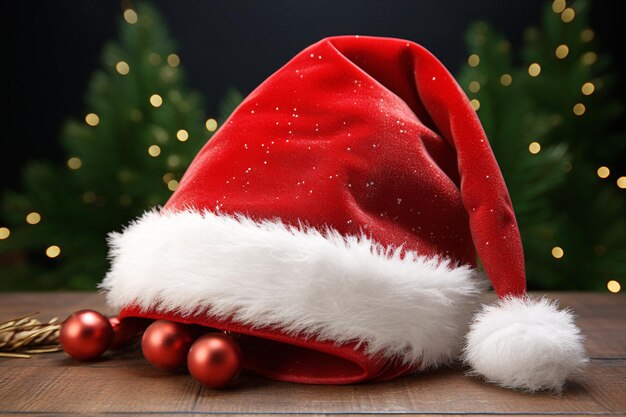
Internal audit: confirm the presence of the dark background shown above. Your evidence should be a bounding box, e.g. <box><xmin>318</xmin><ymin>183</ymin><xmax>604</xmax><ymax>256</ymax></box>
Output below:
<box><xmin>2</xmin><ymin>0</ymin><xmax>623</xmax><ymax>187</ymax></box>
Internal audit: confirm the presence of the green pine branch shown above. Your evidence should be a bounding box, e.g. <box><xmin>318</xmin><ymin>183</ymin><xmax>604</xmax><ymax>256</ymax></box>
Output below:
<box><xmin>459</xmin><ymin>0</ymin><xmax>626</xmax><ymax>290</ymax></box>
<box><xmin>0</xmin><ymin>3</ymin><xmax>241</xmax><ymax>290</ymax></box>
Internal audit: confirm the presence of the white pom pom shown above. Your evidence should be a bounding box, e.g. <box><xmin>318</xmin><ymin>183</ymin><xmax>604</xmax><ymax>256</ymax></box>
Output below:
<box><xmin>463</xmin><ymin>296</ymin><xmax>587</xmax><ymax>392</ymax></box>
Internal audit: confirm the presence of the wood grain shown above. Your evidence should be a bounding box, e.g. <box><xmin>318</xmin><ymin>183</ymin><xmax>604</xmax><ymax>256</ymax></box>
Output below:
<box><xmin>0</xmin><ymin>292</ymin><xmax>624</xmax><ymax>416</ymax></box>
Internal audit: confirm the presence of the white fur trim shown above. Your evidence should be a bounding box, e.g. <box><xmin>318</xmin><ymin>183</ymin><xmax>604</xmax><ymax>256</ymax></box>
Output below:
<box><xmin>101</xmin><ymin>209</ymin><xmax>484</xmax><ymax>368</ymax></box>
<box><xmin>463</xmin><ymin>296</ymin><xmax>587</xmax><ymax>392</ymax></box>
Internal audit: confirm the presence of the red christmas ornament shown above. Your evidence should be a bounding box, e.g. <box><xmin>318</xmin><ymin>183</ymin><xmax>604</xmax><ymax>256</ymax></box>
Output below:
<box><xmin>108</xmin><ymin>317</ymin><xmax>146</xmax><ymax>350</ymax></box>
<box><xmin>60</xmin><ymin>310</ymin><xmax>114</xmax><ymax>361</ymax></box>
<box><xmin>187</xmin><ymin>333</ymin><xmax>242</xmax><ymax>389</ymax></box>
<box><xmin>141</xmin><ymin>320</ymin><xmax>194</xmax><ymax>370</ymax></box>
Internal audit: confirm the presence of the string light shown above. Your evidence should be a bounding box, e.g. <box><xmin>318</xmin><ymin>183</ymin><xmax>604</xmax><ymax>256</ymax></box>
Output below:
<box><xmin>573</xmin><ymin>103</ymin><xmax>586</xmax><ymax>116</ymax></box>
<box><xmin>528</xmin><ymin>63</ymin><xmax>541</xmax><ymax>77</ymax></box>
<box><xmin>555</xmin><ymin>44</ymin><xmax>569</xmax><ymax>59</ymax></box>
<box><xmin>0</xmin><ymin>227</ymin><xmax>10</xmax><ymax>240</ymax></box>
<box><xmin>467</xmin><ymin>54</ymin><xmax>480</xmax><ymax>67</ymax></box>
<box><xmin>205</xmin><ymin>118</ymin><xmax>218</xmax><ymax>132</ymax></box>
<box><xmin>581</xmin><ymin>82</ymin><xmax>595</xmax><ymax>95</ymax></box>
<box><xmin>528</xmin><ymin>141</ymin><xmax>541</xmax><ymax>154</ymax></box>
<box><xmin>163</xmin><ymin>173</ymin><xmax>175</xmax><ymax>184</ymax></box>
<box><xmin>167</xmin><ymin>54</ymin><xmax>180</xmax><ymax>67</ymax></box>
<box><xmin>148</xmin><ymin>145</ymin><xmax>161</xmax><ymax>157</ymax></box>
<box><xmin>551</xmin><ymin>246</ymin><xmax>564</xmax><ymax>259</ymax></box>
<box><xmin>167</xmin><ymin>180</ymin><xmax>179</xmax><ymax>191</ymax></box>
<box><xmin>67</xmin><ymin>157</ymin><xmax>82</xmax><ymax>170</ymax></box>
<box><xmin>581</xmin><ymin>29</ymin><xmax>594</xmax><ymax>43</ymax></box>
<box><xmin>500</xmin><ymin>74</ymin><xmax>512</xmax><ymax>86</ymax></box>
<box><xmin>45</xmin><ymin>245</ymin><xmax>61</xmax><ymax>258</ymax></box>
<box><xmin>123</xmin><ymin>9</ymin><xmax>137</xmax><ymax>24</ymax></box>
<box><xmin>176</xmin><ymin>129</ymin><xmax>189</xmax><ymax>142</ymax></box>
<box><xmin>148</xmin><ymin>53</ymin><xmax>161</xmax><ymax>65</ymax></box>
<box><xmin>551</xmin><ymin>0</ymin><xmax>566</xmax><ymax>13</ymax></box>
<box><xmin>115</xmin><ymin>61</ymin><xmax>130</xmax><ymax>75</ymax></box>
<box><xmin>167</xmin><ymin>155</ymin><xmax>180</xmax><ymax>168</ymax></box>
<box><xmin>561</xmin><ymin>8</ymin><xmax>575</xmax><ymax>23</ymax></box>
<box><xmin>470</xmin><ymin>99</ymin><xmax>480</xmax><ymax>110</ymax></box>
<box><xmin>597</xmin><ymin>166</ymin><xmax>610</xmax><ymax>178</ymax></box>
<box><xmin>85</xmin><ymin>113</ymin><xmax>99</xmax><ymax>126</ymax></box>
<box><xmin>26</xmin><ymin>212</ymin><xmax>41</xmax><ymax>225</ymax></box>
<box><xmin>617</xmin><ymin>176</ymin><xmax>626</xmax><ymax>189</ymax></box>
<box><xmin>469</xmin><ymin>81</ymin><xmax>480</xmax><ymax>93</ymax></box>
<box><xmin>607</xmin><ymin>280</ymin><xmax>621</xmax><ymax>293</ymax></box>
<box><xmin>149</xmin><ymin>94</ymin><xmax>163</xmax><ymax>108</ymax></box>
<box><xmin>582</xmin><ymin>52</ymin><xmax>597</xmax><ymax>65</ymax></box>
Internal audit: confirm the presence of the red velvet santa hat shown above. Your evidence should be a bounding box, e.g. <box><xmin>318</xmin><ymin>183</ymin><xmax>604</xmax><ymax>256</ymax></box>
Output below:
<box><xmin>101</xmin><ymin>36</ymin><xmax>586</xmax><ymax>391</ymax></box>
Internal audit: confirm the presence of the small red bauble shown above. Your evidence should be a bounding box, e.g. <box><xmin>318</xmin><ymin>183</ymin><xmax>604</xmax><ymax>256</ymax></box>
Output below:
<box><xmin>141</xmin><ymin>320</ymin><xmax>195</xmax><ymax>370</ymax></box>
<box><xmin>108</xmin><ymin>317</ymin><xmax>146</xmax><ymax>350</ymax></box>
<box><xmin>187</xmin><ymin>333</ymin><xmax>242</xmax><ymax>389</ymax></box>
<box><xmin>59</xmin><ymin>310</ymin><xmax>114</xmax><ymax>361</ymax></box>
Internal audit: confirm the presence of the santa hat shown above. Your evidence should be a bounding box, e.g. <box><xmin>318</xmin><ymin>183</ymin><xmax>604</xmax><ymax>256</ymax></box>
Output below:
<box><xmin>101</xmin><ymin>36</ymin><xmax>586</xmax><ymax>391</ymax></box>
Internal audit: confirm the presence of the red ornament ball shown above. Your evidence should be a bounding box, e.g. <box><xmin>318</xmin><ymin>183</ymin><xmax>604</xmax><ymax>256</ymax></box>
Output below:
<box><xmin>141</xmin><ymin>320</ymin><xmax>195</xmax><ymax>370</ymax></box>
<box><xmin>60</xmin><ymin>310</ymin><xmax>114</xmax><ymax>361</ymax></box>
<box><xmin>187</xmin><ymin>333</ymin><xmax>242</xmax><ymax>389</ymax></box>
<box><xmin>108</xmin><ymin>317</ymin><xmax>146</xmax><ymax>350</ymax></box>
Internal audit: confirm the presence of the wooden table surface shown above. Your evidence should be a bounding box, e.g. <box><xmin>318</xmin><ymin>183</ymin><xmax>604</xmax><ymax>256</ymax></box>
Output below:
<box><xmin>0</xmin><ymin>292</ymin><xmax>624</xmax><ymax>416</ymax></box>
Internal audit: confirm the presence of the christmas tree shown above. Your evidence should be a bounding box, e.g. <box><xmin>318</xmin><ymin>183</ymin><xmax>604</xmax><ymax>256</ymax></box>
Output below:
<box><xmin>0</xmin><ymin>3</ymin><xmax>241</xmax><ymax>290</ymax></box>
<box><xmin>458</xmin><ymin>0</ymin><xmax>626</xmax><ymax>291</ymax></box>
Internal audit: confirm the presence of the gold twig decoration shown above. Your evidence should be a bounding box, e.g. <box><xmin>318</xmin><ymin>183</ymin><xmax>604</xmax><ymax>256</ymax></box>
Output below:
<box><xmin>0</xmin><ymin>313</ymin><xmax>61</xmax><ymax>358</ymax></box>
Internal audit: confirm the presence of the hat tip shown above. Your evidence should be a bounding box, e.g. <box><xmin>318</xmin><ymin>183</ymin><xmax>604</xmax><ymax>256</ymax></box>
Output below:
<box><xmin>463</xmin><ymin>296</ymin><xmax>587</xmax><ymax>392</ymax></box>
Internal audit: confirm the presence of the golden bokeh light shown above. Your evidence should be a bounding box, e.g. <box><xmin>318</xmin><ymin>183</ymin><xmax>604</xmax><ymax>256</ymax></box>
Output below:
<box><xmin>581</xmin><ymin>82</ymin><xmax>595</xmax><ymax>96</ymax></box>
<box><xmin>581</xmin><ymin>29</ymin><xmax>594</xmax><ymax>43</ymax></box>
<box><xmin>176</xmin><ymin>129</ymin><xmax>189</xmax><ymax>142</ymax></box>
<box><xmin>67</xmin><ymin>157</ymin><xmax>82</xmax><ymax>170</ymax></box>
<box><xmin>470</xmin><ymin>99</ymin><xmax>480</xmax><ymax>110</ymax></box>
<box><xmin>468</xmin><ymin>54</ymin><xmax>480</xmax><ymax>67</ymax></box>
<box><xmin>148</xmin><ymin>145</ymin><xmax>161</xmax><ymax>157</ymax></box>
<box><xmin>46</xmin><ymin>245</ymin><xmax>61</xmax><ymax>258</ymax></box>
<box><xmin>205</xmin><ymin>118</ymin><xmax>218</xmax><ymax>132</ymax></box>
<box><xmin>148</xmin><ymin>53</ymin><xmax>161</xmax><ymax>65</ymax></box>
<box><xmin>26</xmin><ymin>212</ymin><xmax>41</xmax><ymax>225</ymax></box>
<box><xmin>85</xmin><ymin>113</ymin><xmax>99</xmax><ymax>126</ymax></box>
<box><xmin>500</xmin><ymin>74</ymin><xmax>512</xmax><ymax>86</ymax></box>
<box><xmin>123</xmin><ymin>9</ymin><xmax>138</xmax><ymax>24</ymax></box>
<box><xmin>551</xmin><ymin>246</ymin><xmax>564</xmax><ymax>259</ymax></box>
<box><xmin>167</xmin><ymin>54</ymin><xmax>180</xmax><ymax>67</ymax></box>
<box><xmin>149</xmin><ymin>94</ymin><xmax>163</xmax><ymax>107</ymax></box>
<box><xmin>617</xmin><ymin>176</ymin><xmax>626</xmax><ymax>189</ymax></box>
<box><xmin>582</xmin><ymin>52</ymin><xmax>597</xmax><ymax>65</ymax></box>
<box><xmin>0</xmin><ymin>227</ymin><xmax>10</xmax><ymax>240</ymax></box>
<box><xmin>469</xmin><ymin>81</ymin><xmax>480</xmax><ymax>93</ymax></box>
<box><xmin>552</xmin><ymin>0</ymin><xmax>566</xmax><ymax>13</ymax></box>
<box><xmin>607</xmin><ymin>280</ymin><xmax>621</xmax><ymax>293</ymax></box>
<box><xmin>555</xmin><ymin>44</ymin><xmax>569</xmax><ymax>59</ymax></box>
<box><xmin>561</xmin><ymin>7</ymin><xmax>575</xmax><ymax>23</ymax></box>
<box><xmin>597</xmin><ymin>166</ymin><xmax>610</xmax><ymax>179</ymax></box>
<box><xmin>167</xmin><ymin>155</ymin><xmax>180</xmax><ymax>168</ymax></box>
<box><xmin>116</xmin><ymin>61</ymin><xmax>130</xmax><ymax>75</ymax></box>
<box><xmin>573</xmin><ymin>103</ymin><xmax>586</xmax><ymax>116</ymax></box>
<box><xmin>167</xmin><ymin>180</ymin><xmax>179</xmax><ymax>191</ymax></box>
<box><xmin>528</xmin><ymin>63</ymin><xmax>541</xmax><ymax>77</ymax></box>
<box><xmin>528</xmin><ymin>141</ymin><xmax>541</xmax><ymax>154</ymax></box>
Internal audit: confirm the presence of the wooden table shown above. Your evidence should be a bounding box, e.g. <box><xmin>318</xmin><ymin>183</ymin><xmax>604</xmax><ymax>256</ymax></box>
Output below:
<box><xmin>0</xmin><ymin>292</ymin><xmax>624</xmax><ymax>416</ymax></box>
